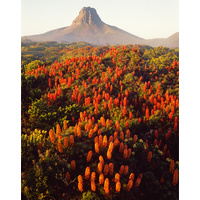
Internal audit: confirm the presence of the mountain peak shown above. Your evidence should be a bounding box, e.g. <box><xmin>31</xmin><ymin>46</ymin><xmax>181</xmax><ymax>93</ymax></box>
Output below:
<box><xmin>72</xmin><ymin>7</ymin><xmax>103</xmax><ymax>26</ymax></box>
<box><xmin>22</xmin><ymin>7</ymin><xmax>178</xmax><ymax>48</ymax></box>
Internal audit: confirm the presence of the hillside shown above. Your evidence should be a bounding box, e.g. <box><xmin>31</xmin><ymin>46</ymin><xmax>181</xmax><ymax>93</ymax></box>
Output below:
<box><xmin>21</xmin><ymin>44</ymin><xmax>179</xmax><ymax>200</ymax></box>
<box><xmin>145</xmin><ymin>32</ymin><xmax>179</xmax><ymax>48</ymax></box>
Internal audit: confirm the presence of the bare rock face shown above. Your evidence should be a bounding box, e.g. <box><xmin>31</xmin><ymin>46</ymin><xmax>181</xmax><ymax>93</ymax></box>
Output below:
<box><xmin>72</xmin><ymin>7</ymin><xmax>103</xmax><ymax>27</ymax></box>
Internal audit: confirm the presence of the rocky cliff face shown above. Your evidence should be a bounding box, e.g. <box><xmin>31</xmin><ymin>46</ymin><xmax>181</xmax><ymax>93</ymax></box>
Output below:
<box><xmin>72</xmin><ymin>7</ymin><xmax>103</xmax><ymax>27</ymax></box>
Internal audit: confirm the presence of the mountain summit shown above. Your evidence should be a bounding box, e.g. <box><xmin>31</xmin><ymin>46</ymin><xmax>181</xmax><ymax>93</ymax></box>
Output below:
<box><xmin>72</xmin><ymin>7</ymin><xmax>103</xmax><ymax>27</ymax></box>
<box><xmin>22</xmin><ymin>7</ymin><xmax>178</xmax><ymax>48</ymax></box>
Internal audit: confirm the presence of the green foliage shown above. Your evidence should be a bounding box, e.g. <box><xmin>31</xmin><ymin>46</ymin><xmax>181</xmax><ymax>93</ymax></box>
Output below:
<box><xmin>21</xmin><ymin>41</ymin><xmax>95</xmax><ymax>67</ymax></box>
<box><xmin>24</xmin><ymin>60</ymin><xmax>45</xmax><ymax>73</ymax></box>
<box><xmin>28</xmin><ymin>99</ymin><xmax>82</xmax><ymax>131</ymax></box>
<box><xmin>81</xmin><ymin>191</ymin><xmax>100</xmax><ymax>200</ymax></box>
<box><xmin>143</xmin><ymin>46</ymin><xmax>179</xmax><ymax>68</ymax></box>
<box><xmin>21</xmin><ymin>54</ymin><xmax>39</xmax><ymax>66</ymax></box>
<box><xmin>43</xmin><ymin>47</ymin><xmax>62</xmax><ymax>63</ymax></box>
<box><xmin>21</xmin><ymin>73</ymin><xmax>47</xmax><ymax>106</ymax></box>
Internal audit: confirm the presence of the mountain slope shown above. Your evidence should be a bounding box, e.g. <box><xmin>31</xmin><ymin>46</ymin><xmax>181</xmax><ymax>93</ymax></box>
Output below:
<box><xmin>144</xmin><ymin>32</ymin><xmax>179</xmax><ymax>48</ymax></box>
<box><xmin>22</xmin><ymin>7</ymin><xmax>178</xmax><ymax>48</ymax></box>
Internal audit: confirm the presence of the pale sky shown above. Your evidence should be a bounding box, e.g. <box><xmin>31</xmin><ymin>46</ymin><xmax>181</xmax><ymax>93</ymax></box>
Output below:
<box><xmin>21</xmin><ymin>0</ymin><xmax>179</xmax><ymax>39</ymax></box>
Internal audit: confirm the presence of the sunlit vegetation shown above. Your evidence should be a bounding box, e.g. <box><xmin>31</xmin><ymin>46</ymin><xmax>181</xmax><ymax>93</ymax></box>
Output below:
<box><xmin>21</xmin><ymin>43</ymin><xmax>179</xmax><ymax>200</ymax></box>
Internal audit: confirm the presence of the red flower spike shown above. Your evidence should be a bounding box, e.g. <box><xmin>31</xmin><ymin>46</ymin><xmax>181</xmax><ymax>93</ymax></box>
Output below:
<box><xmin>147</xmin><ymin>151</ymin><xmax>152</xmax><ymax>163</ymax></box>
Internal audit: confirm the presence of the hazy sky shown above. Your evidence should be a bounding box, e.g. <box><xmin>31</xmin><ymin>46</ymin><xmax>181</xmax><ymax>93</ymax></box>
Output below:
<box><xmin>21</xmin><ymin>0</ymin><xmax>179</xmax><ymax>39</ymax></box>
